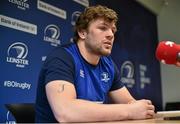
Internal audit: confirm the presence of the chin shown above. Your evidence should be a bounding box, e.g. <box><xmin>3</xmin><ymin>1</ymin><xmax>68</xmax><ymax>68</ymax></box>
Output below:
<box><xmin>101</xmin><ymin>51</ymin><xmax>111</xmax><ymax>56</ymax></box>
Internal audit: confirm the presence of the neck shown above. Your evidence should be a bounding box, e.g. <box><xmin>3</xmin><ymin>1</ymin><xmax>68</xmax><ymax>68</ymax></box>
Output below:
<box><xmin>77</xmin><ymin>41</ymin><xmax>100</xmax><ymax>65</ymax></box>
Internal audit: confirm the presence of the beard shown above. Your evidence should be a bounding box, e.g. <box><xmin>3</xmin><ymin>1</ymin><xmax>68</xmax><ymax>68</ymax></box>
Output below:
<box><xmin>85</xmin><ymin>41</ymin><xmax>112</xmax><ymax>56</ymax></box>
<box><xmin>97</xmin><ymin>45</ymin><xmax>112</xmax><ymax>56</ymax></box>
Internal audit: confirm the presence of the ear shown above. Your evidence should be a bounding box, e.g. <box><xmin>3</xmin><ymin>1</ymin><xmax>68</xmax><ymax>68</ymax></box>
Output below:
<box><xmin>78</xmin><ymin>30</ymin><xmax>87</xmax><ymax>40</ymax></box>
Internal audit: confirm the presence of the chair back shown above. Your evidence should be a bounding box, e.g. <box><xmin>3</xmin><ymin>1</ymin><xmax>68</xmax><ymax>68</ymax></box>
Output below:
<box><xmin>5</xmin><ymin>103</ymin><xmax>35</xmax><ymax>123</ymax></box>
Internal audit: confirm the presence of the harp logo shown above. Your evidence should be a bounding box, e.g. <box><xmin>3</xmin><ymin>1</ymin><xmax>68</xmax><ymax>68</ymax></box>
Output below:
<box><xmin>101</xmin><ymin>72</ymin><xmax>110</xmax><ymax>83</ymax></box>
<box><xmin>6</xmin><ymin>42</ymin><xmax>29</xmax><ymax>68</ymax></box>
<box><xmin>71</xmin><ymin>11</ymin><xmax>81</xmax><ymax>26</ymax></box>
<box><xmin>44</xmin><ymin>24</ymin><xmax>61</xmax><ymax>47</ymax></box>
<box><xmin>120</xmin><ymin>61</ymin><xmax>135</xmax><ymax>88</ymax></box>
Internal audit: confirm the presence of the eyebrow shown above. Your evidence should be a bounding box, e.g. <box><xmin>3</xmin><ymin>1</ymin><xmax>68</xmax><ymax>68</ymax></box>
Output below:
<box><xmin>101</xmin><ymin>22</ymin><xmax>117</xmax><ymax>32</ymax></box>
<box><xmin>101</xmin><ymin>22</ymin><xmax>110</xmax><ymax>26</ymax></box>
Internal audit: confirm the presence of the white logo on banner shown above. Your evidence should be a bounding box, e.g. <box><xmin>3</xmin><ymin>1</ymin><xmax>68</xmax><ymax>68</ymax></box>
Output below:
<box><xmin>44</xmin><ymin>24</ymin><xmax>61</xmax><ymax>47</ymax></box>
<box><xmin>37</xmin><ymin>0</ymin><xmax>66</xmax><ymax>19</ymax></box>
<box><xmin>139</xmin><ymin>64</ymin><xmax>151</xmax><ymax>89</ymax></box>
<box><xmin>4</xmin><ymin>80</ymin><xmax>31</xmax><ymax>90</ymax></box>
<box><xmin>6</xmin><ymin>42</ymin><xmax>29</xmax><ymax>68</ymax></box>
<box><xmin>6</xmin><ymin>111</ymin><xmax>16</xmax><ymax>124</ymax></box>
<box><xmin>73</xmin><ymin>0</ymin><xmax>89</xmax><ymax>7</ymax></box>
<box><xmin>42</xmin><ymin>56</ymin><xmax>47</xmax><ymax>61</ymax></box>
<box><xmin>71</xmin><ymin>11</ymin><xmax>81</xmax><ymax>26</ymax></box>
<box><xmin>0</xmin><ymin>15</ymin><xmax>37</xmax><ymax>35</ymax></box>
<box><xmin>70</xmin><ymin>11</ymin><xmax>81</xmax><ymax>42</ymax></box>
<box><xmin>8</xmin><ymin>0</ymin><xmax>30</xmax><ymax>10</ymax></box>
<box><xmin>120</xmin><ymin>61</ymin><xmax>135</xmax><ymax>88</ymax></box>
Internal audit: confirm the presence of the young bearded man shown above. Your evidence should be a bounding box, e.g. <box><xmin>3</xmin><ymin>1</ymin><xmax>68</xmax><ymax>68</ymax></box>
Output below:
<box><xmin>35</xmin><ymin>5</ymin><xmax>155</xmax><ymax>123</ymax></box>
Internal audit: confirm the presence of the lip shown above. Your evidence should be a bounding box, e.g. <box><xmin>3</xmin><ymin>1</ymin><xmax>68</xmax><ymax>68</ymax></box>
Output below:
<box><xmin>103</xmin><ymin>42</ymin><xmax>112</xmax><ymax>46</ymax></box>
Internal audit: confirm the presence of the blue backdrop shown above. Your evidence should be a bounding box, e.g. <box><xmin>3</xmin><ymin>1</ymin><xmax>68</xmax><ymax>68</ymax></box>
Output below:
<box><xmin>96</xmin><ymin>0</ymin><xmax>162</xmax><ymax>111</ymax></box>
<box><xmin>0</xmin><ymin>0</ymin><xmax>162</xmax><ymax>123</ymax></box>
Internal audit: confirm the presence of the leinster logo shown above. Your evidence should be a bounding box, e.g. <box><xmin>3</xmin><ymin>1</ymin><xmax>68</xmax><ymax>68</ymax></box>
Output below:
<box><xmin>70</xmin><ymin>11</ymin><xmax>81</xmax><ymax>42</ymax></box>
<box><xmin>101</xmin><ymin>72</ymin><xmax>110</xmax><ymax>83</ymax></box>
<box><xmin>8</xmin><ymin>0</ymin><xmax>29</xmax><ymax>10</ymax></box>
<box><xmin>7</xmin><ymin>42</ymin><xmax>29</xmax><ymax>68</ymax></box>
<box><xmin>71</xmin><ymin>11</ymin><xmax>81</xmax><ymax>26</ymax></box>
<box><xmin>120</xmin><ymin>61</ymin><xmax>135</xmax><ymax>88</ymax></box>
<box><xmin>44</xmin><ymin>24</ymin><xmax>61</xmax><ymax>46</ymax></box>
<box><xmin>6</xmin><ymin>110</ymin><xmax>16</xmax><ymax>124</ymax></box>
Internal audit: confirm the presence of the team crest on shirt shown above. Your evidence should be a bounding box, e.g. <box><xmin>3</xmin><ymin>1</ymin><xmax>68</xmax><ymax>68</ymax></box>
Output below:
<box><xmin>101</xmin><ymin>72</ymin><xmax>110</xmax><ymax>83</ymax></box>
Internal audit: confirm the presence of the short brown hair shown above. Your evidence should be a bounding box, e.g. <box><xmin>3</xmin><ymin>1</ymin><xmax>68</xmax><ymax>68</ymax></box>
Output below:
<box><xmin>73</xmin><ymin>5</ymin><xmax>118</xmax><ymax>42</ymax></box>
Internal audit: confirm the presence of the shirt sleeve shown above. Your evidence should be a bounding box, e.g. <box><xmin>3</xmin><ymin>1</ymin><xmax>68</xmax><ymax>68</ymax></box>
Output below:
<box><xmin>43</xmin><ymin>47</ymin><xmax>75</xmax><ymax>85</ymax></box>
<box><xmin>109</xmin><ymin>61</ymin><xmax>124</xmax><ymax>91</ymax></box>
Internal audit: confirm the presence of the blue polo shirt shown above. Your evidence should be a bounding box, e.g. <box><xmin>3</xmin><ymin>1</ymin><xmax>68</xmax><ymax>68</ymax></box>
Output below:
<box><xmin>35</xmin><ymin>43</ymin><xmax>124</xmax><ymax>122</ymax></box>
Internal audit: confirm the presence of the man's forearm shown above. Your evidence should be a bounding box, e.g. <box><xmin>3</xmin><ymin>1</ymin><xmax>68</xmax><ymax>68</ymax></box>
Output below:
<box><xmin>55</xmin><ymin>99</ymin><xmax>130</xmax><ymax>123</ymax></box>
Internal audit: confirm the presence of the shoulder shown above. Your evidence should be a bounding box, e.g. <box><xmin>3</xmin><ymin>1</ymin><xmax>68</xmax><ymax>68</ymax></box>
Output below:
<box><xmin>45</xmin><ymin>43</ymin><xmax>74</xmax><ymax>63</ymax></box>
<box><xmin>40</xmin><ymin>43</ymin><xmax>76</xmax><ymax>85</ymax></box>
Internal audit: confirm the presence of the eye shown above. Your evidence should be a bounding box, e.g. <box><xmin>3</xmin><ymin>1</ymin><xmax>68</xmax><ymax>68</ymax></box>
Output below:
<box><xmin>98</xmin><ymin>25</ymin><xmax>116</xmax><ymax>34</ymax></box>
<box><xmin>99</xmin><ymin>26</ymin><xmax>108</xmax><ymax>31</ymax></box>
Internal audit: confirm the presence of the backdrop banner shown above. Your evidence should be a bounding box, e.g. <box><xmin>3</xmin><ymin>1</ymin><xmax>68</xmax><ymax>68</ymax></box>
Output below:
<box><xmin>97</xmin><ymin>0</ymin><xmax>162</xmax><ymax>111</ymax></box>
<box><xmin>0</xmin><ymin>0</ymin><xmax>162</xmax><ymax>122</ymax></box>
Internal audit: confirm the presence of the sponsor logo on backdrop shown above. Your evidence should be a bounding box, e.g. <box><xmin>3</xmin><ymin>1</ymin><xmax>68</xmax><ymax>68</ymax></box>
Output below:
<box><xmin>6</xmin><ymin>42</ymin><xmax>29</xmax><ymax>68</ymax></box>
<box><xmin>37</xmin><ymin>0</ymin><xmax>66</xmax><ymax>19</ymax></box>
<box><xmin>71</xmin><ymin>11</ymin><xmax>81</xmax><ymax>26</ymax></box>
<box><xmin>8</xmin><ymin>0</ymin><xmax>29</xmax><ymax>10</ymax></box>
<box><xmin>6</xmin><ymin>111</ymin><xmax>16</xmax><ymax>124</ymax></box>
<box><xmin>120</xmin><ymin>61</ymin><xmax>135</xmax><ymax>88</ymax></box>
<box><xmin>139</xmin><ymin>64</ymin><xmax>151</xmax><ymax>89</ymax></box>
<box><xmin>0</xmin><ymin>15</ymin><xmax>37</xmax><ymax>35</ymax></box>
<box><xmin>42</xmin><ymin>56</ymin><xmax>47</xmax><ymax>61</ymax></box>
<box><xmin>70</xmin><ymin>11</ymin><xmax>81</xmax><ymax>42</ymax></box>
<box><xmin>44</xmin><ymin>24</ymin><xmax>61</xmax><ymax>46</ymax></box>
<box><xmin>73</xmin><ymin>0</ymin><xmax>89</xmax><ymax>7</ymax></box>
<box><xmin>4</xmin><ymin>80</ymin><xmax>31</xmax><ymax>90</ymax></box>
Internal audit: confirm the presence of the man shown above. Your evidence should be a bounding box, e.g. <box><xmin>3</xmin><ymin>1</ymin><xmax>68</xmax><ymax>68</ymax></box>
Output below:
<box><xmin>35</xmin><ymin>5</ymin><xmax>155</xmax><ymax>123</ymax></box>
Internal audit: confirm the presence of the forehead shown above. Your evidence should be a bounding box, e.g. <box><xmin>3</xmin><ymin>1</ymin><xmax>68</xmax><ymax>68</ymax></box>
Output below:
<box><xmin>89</xmin><ymin>18</ymin><xmax>116</xmax><ymax>27</ymax></box>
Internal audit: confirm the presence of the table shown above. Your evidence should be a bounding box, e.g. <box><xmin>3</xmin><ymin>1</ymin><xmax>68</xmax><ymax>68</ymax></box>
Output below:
<box><xmin>64</xmin><ymin>116</ymin><xmax>180</xmax><ymax>124</ymax></box>
<box><xmin>63</xmin><ymin>111</ymin><xmax>180</xmax><ymax>124</ymax></box>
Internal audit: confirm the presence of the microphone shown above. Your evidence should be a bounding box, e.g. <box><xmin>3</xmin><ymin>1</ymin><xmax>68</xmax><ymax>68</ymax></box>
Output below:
<box><xmin>155</xmin><ymin>41</ymin><xmax>180</xmax><ymax>65</ymax></box>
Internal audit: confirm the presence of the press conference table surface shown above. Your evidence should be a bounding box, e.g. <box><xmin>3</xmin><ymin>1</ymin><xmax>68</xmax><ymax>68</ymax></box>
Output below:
<box><xmin>64</xmin><ymin>116</ymin><xmax>180</xmax><ymax>124</ymax></box>
<box><xmin>67</xmin><ymin>119</ymin><xmax>180</xmax><ymax>124</ymax></box>
<box><xmin>89</xmin><ymin>118</ymin><xmax>180</xmax><ymax>123</ymax></box>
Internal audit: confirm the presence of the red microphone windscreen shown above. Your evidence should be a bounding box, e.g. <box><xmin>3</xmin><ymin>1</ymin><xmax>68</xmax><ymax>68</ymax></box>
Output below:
<box><xmin>156</xmin><ymin>41</ymin><xmax>180</xmax><ymax>64</ymax></box>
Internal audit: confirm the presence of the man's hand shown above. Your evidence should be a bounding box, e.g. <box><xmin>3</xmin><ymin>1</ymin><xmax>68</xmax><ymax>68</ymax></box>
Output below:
<box><xmin>128</xmin><ymin>99</ymin><xmax>155</xmax><ymax>120</ymax></box>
